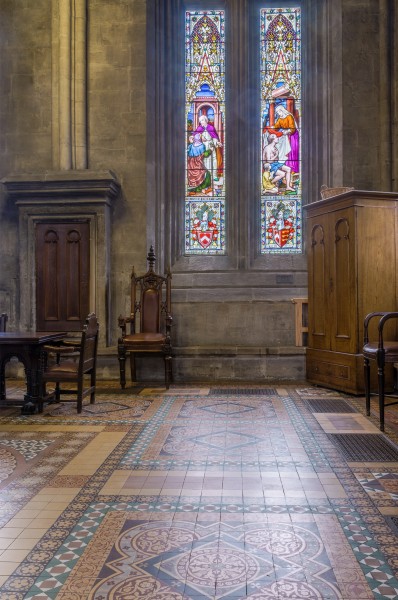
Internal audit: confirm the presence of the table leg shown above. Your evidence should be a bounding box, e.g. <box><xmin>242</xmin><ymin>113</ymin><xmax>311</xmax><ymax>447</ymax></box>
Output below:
<box><xmin>21</xmin><ymin>348</ymin><xmax>42</xmax><ymax>415</ymax></box>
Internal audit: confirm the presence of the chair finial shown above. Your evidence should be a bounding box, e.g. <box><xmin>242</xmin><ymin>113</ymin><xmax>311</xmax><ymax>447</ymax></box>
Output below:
<box><xmin>147</xmin><ymin>245</ymin><xmax>156</xmax><ymax>271</ymax></box>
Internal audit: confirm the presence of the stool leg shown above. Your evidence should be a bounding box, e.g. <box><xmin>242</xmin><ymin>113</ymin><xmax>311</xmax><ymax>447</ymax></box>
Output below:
<box><xmin>364</xmin><ymin>357</ymin><xmax>371</xmax><ymax>416</ymax></box>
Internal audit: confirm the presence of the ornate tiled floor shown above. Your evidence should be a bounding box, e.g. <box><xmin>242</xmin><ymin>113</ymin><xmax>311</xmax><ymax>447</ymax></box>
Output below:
<box><xmin>0</xmin><ymin>382</ymin><xmax>398</xmax><ymax>598</ymax></box>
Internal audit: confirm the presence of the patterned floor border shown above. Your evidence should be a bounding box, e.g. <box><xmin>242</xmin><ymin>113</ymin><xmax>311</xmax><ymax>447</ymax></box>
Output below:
<box><xmin>1</xmin><ymin>390</ymin><xmax>398</xmax><ymax>598</ymax></box>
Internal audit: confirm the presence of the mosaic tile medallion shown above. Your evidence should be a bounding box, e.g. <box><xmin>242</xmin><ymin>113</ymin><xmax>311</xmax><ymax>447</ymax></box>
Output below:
<box><xmin>26</xmin><ymin>512</ymin><xmax>370</xmax><ymax>600</ymax></box>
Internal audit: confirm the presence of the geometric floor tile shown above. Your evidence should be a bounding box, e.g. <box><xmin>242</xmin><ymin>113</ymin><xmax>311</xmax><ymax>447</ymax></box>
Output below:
<box><xmin>209</xmin><ymin>388</ymin><xmax>278</xmax><ymax>395</ymax></box>
<box><xmin>329</xmin><ymin>434</ymin><xmax>398</xmax><ymax>461</ymax></box>
<box><xmin>2</xmin><ymin>383</ymin><xmax>398</xmax><ymax>599</ymax></box>
<box><xmin>306</xmin><ymin>398</ymin><xmax>357</xmax><ymax>413</ymax></box>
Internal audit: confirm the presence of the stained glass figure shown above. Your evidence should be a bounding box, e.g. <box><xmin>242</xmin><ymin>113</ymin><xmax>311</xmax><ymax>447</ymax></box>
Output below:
<box><xmin>185</xmin><ymin>10</ymin><xmax>225</xmax><ymax>254</ymax></box>
<box><xmin>260</xmin><ymin>7</ymin><xmax>302</xmax><ymax>253</ymax></box>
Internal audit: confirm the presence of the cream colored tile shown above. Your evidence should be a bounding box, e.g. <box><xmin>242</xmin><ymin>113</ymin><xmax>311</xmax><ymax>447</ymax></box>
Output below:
<box><xmin>59</xmin><ymin>432</ymin><xmax>125</xmax><ymax>475</ymax></box>
<box><xmin>0</xmin><ymin>562</ymin><xmax>20</xmax><ymax>575</ymax></box>
<box><xmin>0</xmin><ymin>425</ymin><xmax>103</xmax><ymax>432</ymax></box>
<box><xmin>38</xmin><ymin>488</ymin><xmax>81</xmax><ymax>497</ymax></box>
<box><xmin>27</xmin><ymin>517</ymin><xmax>57</xmax><ymax>528</ymax></box>
<box><xmin>305</xmin><ymin>490</ymin><xmax>327</xmax><ymax>498</ymax></box>
<box><xmin>22</xmin><ymin>501</ymin><xmax>50</xmax><ymax>510</ymax></box>
<box><xmin>8</xmin><ymin>538</ymin><xmax>38</xmax><ymax>550</ymax></box>
<box><xmin>45</xmin><ymin>502</ymin><xmax>71</xmax><ymax>511</ymax></box>
<box><xmin>317</xmin><ymin>473</ymin><xmax>339</xmax><ymax>483</ymax></box>
<box><xmin>0</xmin><ymin>528</ymin><xmax>24</xmax><ymax>539</ymax></box>
<box><xmin>37</xmin><ymin>509</ymin><xmax>65</xmax><ymax>519</ymax></box>
<box><xmin>17</xmin><ymin>528</ymin><xmax>48</xmax><ymax>539</ymax></box>
<box><xmin>313</xmin><ymin>413</ymin><xmax>380</xmax><ymax>434</ymax></box>
<box><xmin>323</xmin><ymin>484</ymin><xmax>347</xmax><ymax>498</ymax></box>
<box><xmin>3</xmin><ymin>518</ymin><xmax>34</xmax><ymax>529</ymax></box>
<box><xmin>379</xmin><ymin>507</ymin><xmax>398</xmax><ymax>516</ymax></box>
<box><xmin>276</xmin><ymin>388</ymin><xmax>289</xmax><ymax>396</ymax></box>
<box><xmin>0</xmin><ymin>548</ymin><xmax>30</xmax><ymax>562</ymax></box>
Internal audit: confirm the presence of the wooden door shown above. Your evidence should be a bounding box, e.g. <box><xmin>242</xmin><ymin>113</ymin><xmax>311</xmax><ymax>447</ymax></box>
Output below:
<box><xmin>36</xmin><ymin>222</ymin><xmax>90</xmax><ymax>331</ymax></box>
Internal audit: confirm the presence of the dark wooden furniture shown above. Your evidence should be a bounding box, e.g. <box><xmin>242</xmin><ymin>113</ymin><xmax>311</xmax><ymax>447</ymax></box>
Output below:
<box><xmin>0</xmin><ymin>313</ymin><xmax>8</xmax><ymax>332</ymax></box>
<box><xmin>305</xmin><ymin>189</ymin><xmax>398</xmax><ymax>394</ymax></box>
<box><xmin>118</xmin><ymin>246</ymin><xmax>173</xmax><ymax>389</ymax></box>
<box><xmin>41</xmin><ymin>313</ymin><xmax>99</xmax><ymax>413</ymax></box>
<box><xmin>363</xmin><ymin>311</ymin><xmax>398</xmax><ymax>431</ymax></box>
<box><xmin>0</xmin><ymin>330</ymin><xmax>66</xmax><ymax>413</ymax></box>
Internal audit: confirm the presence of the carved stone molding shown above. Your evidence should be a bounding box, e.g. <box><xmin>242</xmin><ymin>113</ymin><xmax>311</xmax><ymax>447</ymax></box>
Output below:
<box><xmin>2</xmin><ymin>170</ymin><xmax>120</xmax><ymax>348</ymax></box>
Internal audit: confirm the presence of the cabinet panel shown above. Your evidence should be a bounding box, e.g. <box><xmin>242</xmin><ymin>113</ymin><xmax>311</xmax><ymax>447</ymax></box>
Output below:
<box><xmin>331</xmin><ymin>211</ymin><xmax>356</xmax><ymax>353</ymax></box>
<box><xmin>308</xmin><ymin>219</ymin><xmax>329</xmax><ymax>350</ymax></box>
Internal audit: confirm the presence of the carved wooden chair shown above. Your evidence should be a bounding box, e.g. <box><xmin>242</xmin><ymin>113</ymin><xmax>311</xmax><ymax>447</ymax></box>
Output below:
<box><xmin>118</xmin><ymin>246</ymin><xmax>173</xmax><ymax>389</ymax></box>
<box><xmin>40</xmin><ymin>313</ymin><xmax>99</xmax><ymax>413</ymax></box>
<box><xmin>363</xmin><ymin>311</ymin><xmax>398</xmax><ymax>431</ymax></box>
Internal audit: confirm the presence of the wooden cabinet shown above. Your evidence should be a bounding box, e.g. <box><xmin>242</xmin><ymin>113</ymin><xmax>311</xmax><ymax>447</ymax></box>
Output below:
<box><xmin>305</xmin><ymin>190</ymin><xmax>398</xmax><ymax>394</ymax></box>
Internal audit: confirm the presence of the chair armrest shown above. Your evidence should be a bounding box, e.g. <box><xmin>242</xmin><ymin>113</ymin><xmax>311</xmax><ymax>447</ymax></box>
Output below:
<box><xmin>364</xmin><ymin>312</ymin><xmax>391</xmax><ymax>344</ymax></box>
<box><xmin>377</xmin><ymin>312</ymin><xmax>398</xmax><ymax>347</ymax></box>
<box><xmin>118</xmin><ymin>315</ymin><xmax>134</xmax><ymax>337</ymax></box>
<box><xmin>364</xmin><ymin>311</ymin><xmax>398</xmax><ymax>349</ymax></box>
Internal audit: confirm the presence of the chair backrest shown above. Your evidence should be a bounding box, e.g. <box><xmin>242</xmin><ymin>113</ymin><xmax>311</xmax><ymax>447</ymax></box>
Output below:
<box><xmin>131</xmin><ymin>246</ymin><xmax>172</xmax><ymax>334</ymax></box>
<box><xmin>78</xmin><ymin>313</ymin><xmax>99</xmax><ymax>374</ymax></box>
<box><xmin>0</xmin><ymin>313</ymin><xmax>8</xmax><ymax>332</ymax></box>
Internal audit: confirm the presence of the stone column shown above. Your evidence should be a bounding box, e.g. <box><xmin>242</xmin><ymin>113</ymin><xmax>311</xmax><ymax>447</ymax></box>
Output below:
<box><xmin>55</xmin><ymin>0</ymin><xmax>87</xmax><ymax>170</ymax></box>
<box><xmin>58</xmin><ymin>0</ymin><xmax>72</xmax><ymax>169</ymax></box>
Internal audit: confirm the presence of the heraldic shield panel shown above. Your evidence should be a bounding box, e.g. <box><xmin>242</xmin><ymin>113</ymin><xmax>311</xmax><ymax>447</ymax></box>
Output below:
<box><xmin>185</xmin><ymin>10</ymin><xmax>225</xmax><ymax>254</ymax></box>
<box><xmin>260</xmin><ymin>7</ymin><xmax>302</xmax><ymax>254</ymax></box>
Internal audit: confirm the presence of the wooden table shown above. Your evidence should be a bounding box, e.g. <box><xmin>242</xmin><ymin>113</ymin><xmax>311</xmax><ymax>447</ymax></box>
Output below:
<box><xmin>0</xmin><ymin>331</ymin><xmax>67</xmax><ymax>414</ymax></box>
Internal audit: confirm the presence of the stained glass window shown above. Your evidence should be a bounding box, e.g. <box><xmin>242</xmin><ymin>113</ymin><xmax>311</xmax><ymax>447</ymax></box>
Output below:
<box><xmin>185</xmin><ymin>10</ymin><xmax>225</xmax><ymax>254</ymax></box>
<box><xmin>260</xmin><ymin>7</ymin><xmax>302</xmax><ymax>253</ymax></box>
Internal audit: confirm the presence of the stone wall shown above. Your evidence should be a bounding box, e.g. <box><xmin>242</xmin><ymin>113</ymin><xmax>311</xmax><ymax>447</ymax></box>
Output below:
<box><xmin>0</xmin><ymin>0</ymin><xmax>396</xmax><ymax>383</ymax></box>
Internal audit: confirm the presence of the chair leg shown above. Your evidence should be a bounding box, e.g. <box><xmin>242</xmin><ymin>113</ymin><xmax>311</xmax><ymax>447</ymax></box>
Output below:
<box><xmin>77</xmin><ymin>381</ymin><xmax>83</xmax><ymax>414</ymax></box>
<box><xmin>118</xmin><ymin>347</ymin><xmax>127</xmax><ymax>389</ymax></box>
<box><xmin>90</xmin><ymin>370</ymin><xmax>96</xmax><ymax>404</ymax></box>
<box><xmin>364</xmin><ymin>357</ymin><xmax>371</xmax><ymax>416</ymax></box>
<box><xmin>378</xmin><ymin>364</ymin><xmax>385</xmax><ymax>432</ymax></box>
<box><xmin>165</xmin><ymin>355</ymin><xmax>172</xmax><ymax>389</ymax></box>
<box><xmin>130</xmin><ymin>354</ymin><xmax>136</xmax><ymax>384</ymax></box>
